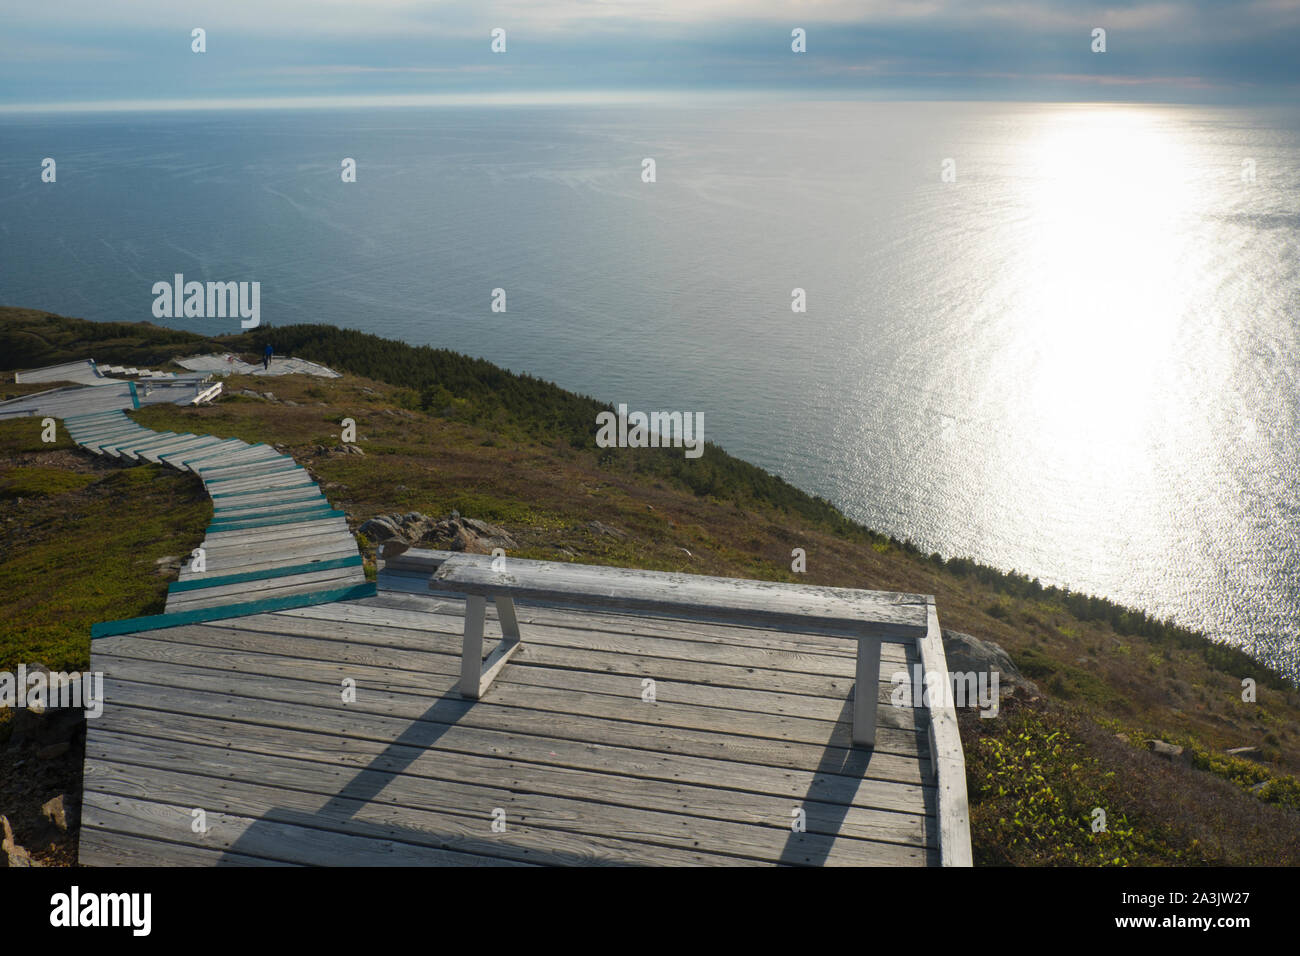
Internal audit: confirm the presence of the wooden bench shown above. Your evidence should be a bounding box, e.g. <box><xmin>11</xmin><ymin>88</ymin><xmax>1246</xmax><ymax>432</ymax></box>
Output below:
<box><xmin>426</xmin><ymin>553</ymin><xmax>930</xmax><ymax>749</ymax></box>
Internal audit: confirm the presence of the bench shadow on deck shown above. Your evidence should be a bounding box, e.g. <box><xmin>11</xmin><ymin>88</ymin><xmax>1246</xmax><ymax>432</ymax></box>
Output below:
<box><xmin>81</xmin><ymin>581</ymin><xmax>960</xmax><ymax>867</ymax></box>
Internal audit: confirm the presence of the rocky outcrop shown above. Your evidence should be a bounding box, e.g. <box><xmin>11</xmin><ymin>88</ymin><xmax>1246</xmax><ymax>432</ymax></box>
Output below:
<box><xmin>360</xmin><ymin>511</ymin><xmax>518</xmax><ymax>555</ymax></box>
<box><xmin>941</xmin><ymin>629</ymin><xmax>1039</xmax><ymax>698</ymax></box>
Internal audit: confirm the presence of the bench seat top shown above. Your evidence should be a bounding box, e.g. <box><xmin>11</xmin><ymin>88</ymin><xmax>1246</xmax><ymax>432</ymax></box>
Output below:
<box><xmin>429</xmin><ymin>554</ymin><xmax>930</xmax><ymax>641</ymax></box>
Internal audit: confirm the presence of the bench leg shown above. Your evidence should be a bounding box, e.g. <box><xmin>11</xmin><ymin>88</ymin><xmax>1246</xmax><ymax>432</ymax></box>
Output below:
<box><xmin>458</xmin><ymin>594</ymin><xmax>525</xmax><ymax>700</ymax></box>
<box><xmin>852</xmin><ymin>636</ymin><xmax>882</xmax><ymax>748</ymax></box>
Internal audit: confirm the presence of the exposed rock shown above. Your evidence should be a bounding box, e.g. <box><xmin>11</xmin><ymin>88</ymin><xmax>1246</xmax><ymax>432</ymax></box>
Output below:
<box><xmin>360</xmin><ymin>511</ymin><xmax>517</xmax><ymax>555</ymax></box>
<box><xmin>941</xmin><ymin>629</ymin><xmax>1039</xmax><ymax>698</ymax></box>
<box><xmin>459</xmin><ymin>517</ymin><xmax>516</xmax><ymax>549</ymax></box>
<box><xmin>381</xmin><ymin>540</ymin><xmax>411</xmax><ymax>560</ymax></box>
<box><xmin>283</xmin><ymin>400</ymin><xmax>299</xmax><ymax>407</ymax></box>
<box><xmin>588</xmin><ymin>520</ymin><xmax>628</xmax><ymax>539</ymax></box>
<box><xmin>40</xmin><ymin>794</ymin><xmax>73</xmax><ymax>832</ymax></box>
<box><xmin>451</xmin><ymin>526</ymin><xmax>483</xmax><ymax>553</ymax></box>
<box><xmin>1</xmin><ymin>815</ymin><xmax>37</xmax><ymax>868</ymax></box>
<box><xmin>1146</xmin><ymin>739</ymin><xmax>1188</xmax><ymax>762</ymax></box>
<box><xmin>338</xmin><ymin>444</ymin><xmax>365</xmax><ymax>456</ymax></box>
<box><xmin>358</xmin><ymin>516</ymin><xmax>403</xmax><ymax>543</ymax></box>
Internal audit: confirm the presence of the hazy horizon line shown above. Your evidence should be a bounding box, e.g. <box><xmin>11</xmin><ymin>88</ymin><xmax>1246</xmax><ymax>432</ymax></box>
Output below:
<box><xmin>0</xmin><ymin>89</ymin><xmax>1277</xmax><ymax>115</ymax></box>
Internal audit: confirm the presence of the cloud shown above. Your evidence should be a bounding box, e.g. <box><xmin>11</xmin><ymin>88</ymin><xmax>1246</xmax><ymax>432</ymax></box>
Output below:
<box><xmin>0</xmin><ymin>0</ymin><xmax>1296</xmax><ymax>107</ymax></box>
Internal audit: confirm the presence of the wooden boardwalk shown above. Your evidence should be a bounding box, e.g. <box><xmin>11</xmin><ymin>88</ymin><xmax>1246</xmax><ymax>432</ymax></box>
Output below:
<box><xmin>1</xmin><ymin>365</ymin><xmax>372</xmax><ymax>627</ymax></box>
<box><xmin>61</xmin><ymin>408</ymin><xmax>371</xmax><ymax>633</ymax></box>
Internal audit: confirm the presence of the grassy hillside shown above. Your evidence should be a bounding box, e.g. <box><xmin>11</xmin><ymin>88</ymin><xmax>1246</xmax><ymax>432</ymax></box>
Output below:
<box><xmin>2</xmin><ymin>304</ymin><xmax>1299</xmax><ymax>865</ymax></box>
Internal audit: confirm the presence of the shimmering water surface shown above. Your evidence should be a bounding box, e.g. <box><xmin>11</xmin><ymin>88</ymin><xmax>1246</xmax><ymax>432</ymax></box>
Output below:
<box><xmin>2</xmin><ymin>102</ymin><xmax>1298</xmax><ymax>676</ymax></box>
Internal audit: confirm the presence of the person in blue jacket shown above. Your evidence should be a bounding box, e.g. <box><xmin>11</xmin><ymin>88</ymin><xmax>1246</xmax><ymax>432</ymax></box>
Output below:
<box><xmin>263</xmin><ymin>343</ymin><xmax>273</xmax><ymax>370</ymax></box>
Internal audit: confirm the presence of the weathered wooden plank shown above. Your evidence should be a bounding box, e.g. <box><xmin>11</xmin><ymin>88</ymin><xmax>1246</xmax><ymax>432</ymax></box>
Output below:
<box><xmin>84</xmin><ymin>428</ymin><xmax>158</xmax><ymax>454</ymax></box>
<box><xmin>138</xmin><ymin>435</ymin><xmax>224</xmax><ymax>462</ymax></box>
<box><xmin>92</xmin><ymin>646</ymin><xmax>928</xmax><ymax>780</ymax></box>
<box><xmin>70</xmin><ymin>422</ymin><xmax>146</xmax><ymax>443</ymax></box>
<box><xmin>170</xmin><ymin>555</ymin><xmax>362</xmax><ymax>592</ymax></box>
<box><xmin>178</xmin><ymin>543</ymin><xmax>360</xmax><ymax>577</ymax></box>
<box><xmin>90</xmin><ymin>583</ymin><xmax>376</xmax><ymax>637</ymax></box>
<box><xmin>86</xmin><ymin>742</ymin><xmax>812</xmax><ymax>866</ymax></box>
<box><xmin>89</xmin><ymin>704</ymin><xmax>936</xmax><ymax>850</ymax></box>
<box><xmin>107</xmin><ymin>431</ymin><xmax>189</xmax><ymax>456</ymax></box>
<box><xmin>203</xmin><ymin>471</ymin><xmax>312</xmax><ymax>494</ymax></box>
<box><xmin>195</xmin><ymin>449</ymin><xmax>290</xmax><ymax>471</ymax></box>
<box><xmin>190</xmin><ymin>539</ymin><xmax>360</xmax><ymax>567</ymax></box>
<box><xmin>159</xmin><ymin>438</ymin><xmax>246</xmax><ymax>469</ymax></box>
<box><xmin>86</xmin><ymin>735</ymin><xmax>930</xmax><ymax>865</ymax></box>
<box><xmin>207</xmin><ymin>507</ymin><xmax>344</xmax><ymax>534</ymax></box>
<box><xmin>78</xmin><ymin>826</ymin><xmax>295</xmax><ymax>866</ymax></box>
<box><xmin>80</xmin><ymin>790</ymin><xmax>528</xmax><ymax>867</ymax></box>
<box><xmin>104</xmin><ymin>620</ymin><xmax>924</xmax><ymax>754</ymax></box>
<box><xmin>198</xmin><ymin>457</ymin><xmax>297</xmax><ymax>481</ymax></box>
<box><xmin>200</xmin><ymin>516</ymin><xmax>350</xmax><ymax>543</ymax></box>
<box><xmin>164</xmin><ymin>568</ymin><xmax>365</xmax><ymax>612</ymax></box>
<box><xmin>195</xmin><ymin>609</ymin><xmax>888</xmax><ymax>703</ymax></box>
<box><xmin>211</xmin><ymin>494</ymin><xmax>329</xmax><ymax>517</ymax></box>
<box><xmin>213</xmin><ymin>491</ymin><xmax>327</xmax><ymax>515</ymax></box>
<box><xmin>210</xmin><ymin>479</ymin><xmax>317</xmax><ymax>500</ymax></box>
<box><xmin>90</xmin><ymin>669</ymin><xmax>933</xmax><ymax>814</ymax></box>
<box><xmin>229</xmin><ymin>606</ymin><xmax>924</xmax><ymax>728</ymax></box>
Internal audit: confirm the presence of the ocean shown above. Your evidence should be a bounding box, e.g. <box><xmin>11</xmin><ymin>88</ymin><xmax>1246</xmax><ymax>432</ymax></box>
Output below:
<box><xmin>2</xmin><ymin>100</ymin><xmax>1298</xmax><ymax>678</ymax></box>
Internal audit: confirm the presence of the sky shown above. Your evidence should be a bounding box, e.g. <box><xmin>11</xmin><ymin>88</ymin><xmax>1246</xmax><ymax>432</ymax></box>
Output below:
<box><xmin>1</xmin><ymin>0</ymin><xmax>1299</xmax><ymax>110</ymax></box>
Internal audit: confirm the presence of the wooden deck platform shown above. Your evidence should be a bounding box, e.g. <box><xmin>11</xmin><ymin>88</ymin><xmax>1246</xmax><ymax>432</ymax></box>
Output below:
<box><xmin>79</xmin><ymin>575</ymin><xmax>970</xmax><ymax>866</ymax></box>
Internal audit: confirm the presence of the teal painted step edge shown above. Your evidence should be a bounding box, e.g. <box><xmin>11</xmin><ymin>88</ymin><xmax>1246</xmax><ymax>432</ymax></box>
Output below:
<box><xmin>69</xmin><ymin>422</ymin><xmax>144</xmax><ymax>438</ymax></box>
<box><xmin>168</xmin><ymin>555</ymin><xmax>362</xmax><ymax>593</ymax></box>
<box><xmin>206</xmin><ymin>507</ymin><xmax>346</xmax><ymax>533</ymax></box>
<box><xmin>91</xmin><ymin>582</ymin><xmax>377</xmax><ymax>638</ymax></box>
<box><xmin>63</xmin><ymin>411</ymin><xmax>128</xmax><ymax>422</ymax></box>
<box><xmin>74</xmin><ymin>427</ymin><xmax>151</xmax><ymax>444</ymax></box>
<box><xmin>207</xmin><ymin>501</ymin><xmax>333</xmax><ymax>528</ymax></box>
<box><xmin>141</xmin><ymin>437</ymin><xmax>226</xmax><ymax>459</ymax></box>
<box><xmin>199</xmin><ymin>459</ymin><xmax>297</xmax><ymax>480</ymax></box>
<box><xmin>182</xmin><ymin>442</ymin><xmax>269</xmax><ymax>467</ymax></box>
<box><xmin>203</xmin><ymin>465</ymin><xmax>305</xmax><ymax>485</ymax></box>
<box><xmin>210</xmin><ymin>480</ymin><xmax>317</xmax><ymax>499</ymax></box>
<box><xmin>101</xmin><ymin>433</ymin><xmax>180</xmax><ymax>455</ymax></box>
<box><xmin>128</xmin><ymin>381</ymin><xmax>140</xmax><ymax>409</ymax></box>
<box><xmin>213</xmin><ymin>493</ymin><xmax>327</xmax><ymax>517</ymax></box>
